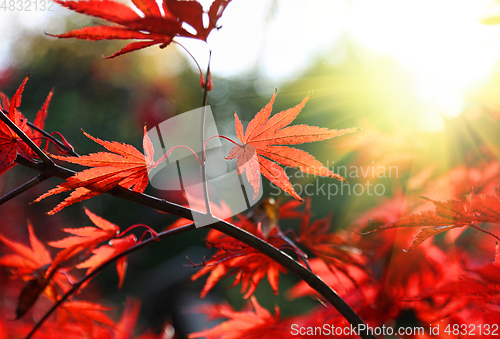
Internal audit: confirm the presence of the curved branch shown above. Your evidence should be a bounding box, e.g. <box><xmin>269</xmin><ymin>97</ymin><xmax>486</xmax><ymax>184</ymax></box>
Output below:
<box><xmin>26</xmin><ymin>122</ymin><xmax>79</xmax><ymax>157</ymax></box>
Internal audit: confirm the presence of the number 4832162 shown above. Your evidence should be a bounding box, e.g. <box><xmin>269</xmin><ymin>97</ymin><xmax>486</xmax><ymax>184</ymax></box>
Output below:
<box><xmin>1</xmin><ymin>0</ymin><xmax>54</xmax><ymax>11</ymax></box>
<box><xmin>445</xmin><ymin>323</ymin><xmax>499</xmax><ymax>336</ymax></box>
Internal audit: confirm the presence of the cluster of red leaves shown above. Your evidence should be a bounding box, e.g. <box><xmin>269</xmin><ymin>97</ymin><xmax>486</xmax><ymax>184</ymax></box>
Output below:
<box><xmin>51</xmin><ymin>0</ymin><xmax>231</xmax><ymax>58</ymax></box>
<box><xmin>0</xmin><ymin>75</ymin><xmax>51</xmax><ymax>175</ymax></box>
<box><xmin>4</xmin><ymin>1</ymin><xmax>500</xmax><ymax>337</ymax></box>
<box><xmin>48</xmin><ymin>207</ymin><xmax>138</xmax><ymax>288</ymax></box>
<box><xmin>191</xmin><ymin>216</ymin><xmax>289</xmax><ymax>299</ymax></box>
<box><xmin>227</xmin><ymin>91</ymin><xmax>359</xmax><ymax>201</ymax></box>
<box><xmin>187</xmin><ymin>162</ymin><xmax>500</xmax><ymax>339</ymax></box>
<box><xmin>0</xmin><ymin>209</ymin><xmax>142</xmax><ymax>333</ymax></box>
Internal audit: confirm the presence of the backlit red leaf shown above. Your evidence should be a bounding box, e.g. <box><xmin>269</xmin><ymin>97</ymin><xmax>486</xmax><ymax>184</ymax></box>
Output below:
<box><xmin>227</xmin><ymin>91</ymin><xmax>359</xmax><ymax>201</ymax></box>
<box><xmin>47</xmin><ymin>207</ymin><xmax>120</xmax><ymax>270</ymax></box>
<box><xmin>33</xmin><ymin>127</ymin><xmax>156</xmax><ymax>214</ymax></box>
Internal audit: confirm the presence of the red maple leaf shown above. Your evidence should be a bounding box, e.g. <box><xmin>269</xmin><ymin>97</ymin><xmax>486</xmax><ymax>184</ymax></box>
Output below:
<box><xmin>33</xmin><ymin>127</ymin><xmax>156</xmax><ymax>214</ymax></box>
<box><xmin>0</xmin><ymin>222</ymin><xmax>52</xmax><ymax>280</ymax></box>
<box><xmin>366</xmin><ymin>189</ymin><xmax>500</xmax><ymax>251</ymax></box>
<box><xmin>188</xmin><ymin>296</ymin><xmax>290</xmax><ymax>339</ymax></box>
<box><xmin>77</xmin><ymin>234</ymin><xmax>137</xmax><ymax>288</ymax></box>
<box><xmin>47</xmin><ymin>207</ymin><xmax>120</xmax><ymax>268</ymax></box>
<box><xmin>50</xmin><ymin>0</ymin><xmax>231</xmax><ymax>58</ymax></box>
<box><xmin>226</xmin><ymin>91</ymin><xmax>359</xmax><ymax>201</ymax></box>
<box><xmin>0</xmin><ymin>75</ymin><xmax>51</xmax><ymax>175</ymax></box>
<box><xmin>191</xmin><ymin>217</ymin><xmax>288</xmax><ymax>299</ymax></box>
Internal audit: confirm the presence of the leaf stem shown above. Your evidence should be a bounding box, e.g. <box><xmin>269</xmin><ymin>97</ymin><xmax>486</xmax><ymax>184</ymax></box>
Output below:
<box><xmin>200</xmin><ymin>51</ymin><xmax>212</xmax><ymax>216</ymax></box>
<box><xmin>204</xmin><ymin>134</ymin><xmax>242</xmax><ymax>154</ymax></box>
<box><xmin>173</xmin><ymin>40</ymin><xmax>204</xmax><ymax>85</ymax></box>
<box><xmin>470</xmin><ymin>223</ymin><xmax>500</xmax><ymax>242</ymax></box>
<box><xmin>118</xmin><ymin>223</ymin><xmax>159</xmax><ymax>238</ymax></box>
<box><xmin>0</xmin><ymin>109</ymin><xmax>54</xmax><ymax>167</ymax></box>
<box><xmin>153</xmin><ymin>144</ymin><xmax>203</xmax><ymax>167</ymax></box>
<box><xmin>25</xmin><ymin>223</ymin><xmax>196</xmax><ymax>339</ymax></box>
<box><xmin>0</xmin><ymin>173</ymin><xmax>51</xmax><ymax>206</ymax></box>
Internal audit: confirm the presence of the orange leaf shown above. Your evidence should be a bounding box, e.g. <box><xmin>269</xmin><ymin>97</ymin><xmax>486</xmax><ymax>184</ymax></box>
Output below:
<box><xmin>227</xmin><ymin>91</ymin><xmax>359</xmax><ymax>201</ymax></box>
<box><xmin>33</xmin><ymin>127</ymin><xmax>155</xmax><ymax>214</ymax></box>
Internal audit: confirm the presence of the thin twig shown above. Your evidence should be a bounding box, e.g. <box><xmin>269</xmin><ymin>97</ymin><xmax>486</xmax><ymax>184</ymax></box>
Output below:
<box><xmin>0</xmin><ymin>109</ymin><xmax>54</xmax><ymax>167</ymax></box>
<box><xmin>26</xmin><ymin>121</ymin><xmax>79</xmax><ymax>157</ymax></box>
<box><xmin>0</xmin><ymin>173</ymin><xmax>51</xmax><ymax>206</ymax></box>
<box><xmin>470</xmin><ymin>224</ymin><xmax>500</xmax><ymax>242</ymax></box>
<box><xmin>200</xmin><ymin>51</ymin><xmax>212</xmax><ymax>216</ymax></box>
<box><xmin>25</xmin><ymin>223</ymin><xmax>196</xmax><ymax>339</ymax></box>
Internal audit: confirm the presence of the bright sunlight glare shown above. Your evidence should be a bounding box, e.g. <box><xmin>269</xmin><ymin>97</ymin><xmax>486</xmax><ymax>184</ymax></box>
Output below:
<box><xmin>2</xmin><ymin>0</ymin><xmax>500</xmax><ymax>131</ymax></box>
<box><xmin>348</xmin><ymin>0</ymin><xmax>500</xmax><ymax>130</ymax></box>
<box><xmin>176</xmin><ymin>0</ymin><xmax>500</xmax><ymax>131</ymax></box>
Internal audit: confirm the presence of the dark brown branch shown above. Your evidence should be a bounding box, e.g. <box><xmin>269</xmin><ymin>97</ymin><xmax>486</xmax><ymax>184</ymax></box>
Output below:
<box><xmin>25</xmin><ymin>223</ymin><xmax>196</xmax><ymax>339</ymax></box>
<box><xmin>18</xmin><ymin>158</ymin><xmax>375</xmax><ymax>339</ymax></box>
<box><xmin>0</xmin><ymin>110</ymin><xmax>54</xmax><ymax>167</ymax></box>
<box><xmin>0</xmin><ymin>172</ymin><xmax>51</xmax><ymax>206</ymax></box>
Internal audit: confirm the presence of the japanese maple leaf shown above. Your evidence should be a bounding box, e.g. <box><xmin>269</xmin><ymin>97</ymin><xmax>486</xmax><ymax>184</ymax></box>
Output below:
<box><xmin>50</xmin><ymin>0</ymin><xmax>231</xmax><ymax>58</ymax></box>
<box><xmin>0</xmin><ymin>75</ymin><xmax>51</xmax><ymax>175</ymax></box>
<box><xmin>77</xmin><ymin>234</ymin><xmax>137</xmax><ymax>288</ymax></box>
<box><xmin>191</xmin><ymin>217</ymin><xmax>288</xmax><ymax>299</ymax></box>
<box><xmin>33</xmin><ymin>127</ymin><xmax>155</xmax><ymax>214</ymax></box>
<box><xmin>189</xmin><ymin>296</ymin><xmax>290</xmax><ymax>339</ymax></box>
<box><xmin>367</xmin><ymin>189</ymin><xmax>500</xmax><ymax>251</ymax></box>
<box><xmin>227</xmin><ymin>91</ymin><xmax>359</xmax><ymax>201</ymax></box>
<box><xmin>47</xmin><ymin>207</ymin><xmax>120</xmax><ymax>269</ymax></box>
